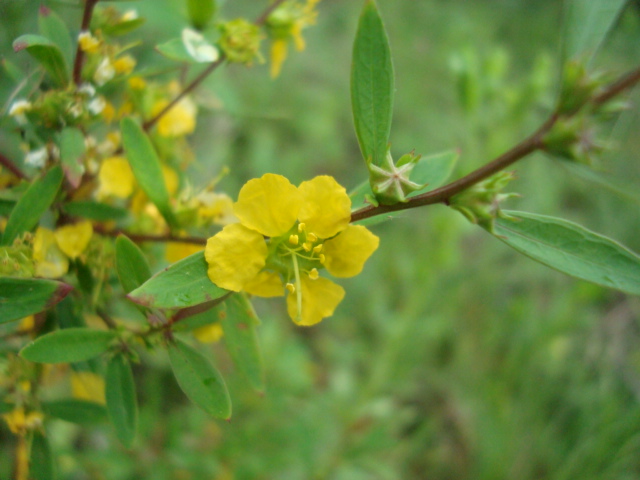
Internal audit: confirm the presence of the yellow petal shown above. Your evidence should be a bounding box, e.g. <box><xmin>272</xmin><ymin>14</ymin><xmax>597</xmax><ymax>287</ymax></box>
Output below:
<box><xmin>71</xmin><ymin>371</ymin><xmax>106</xmax><ymax>405</ymax></box>
<box><xmin>298</xmin><ymin>175</ymin><xmax>351</xmax><ymax>239</ymax></box>
<box><xmin>54</xmin><ymin>221</ymin><xmax>93</xmax><ymax>259</ymax></box>
<box><xmin>243</xmin><ymin>270</ymin><xmax>284</xmax><ymax>297</ymax></box>
<box><xmin>205</xmin><ymin>223</ymin><xmax>267</xmax><ymax>291</ymax></box>
<box><xmin>153</xmin><ymin>98</ymin><xmax>197</xmax><ymax>137</ymax></box>
<box><xmin>98</xmin><ymin>156</ymin><xmax>135</xmax><ymax>198</ymax></box>
<box><xmin>286</xmin><ymin>275</ymin><xmax>344</xmax><ymax>326</ymax></box>
<box><xmin>323</xmin><ymin>225</ymin><xmax>379</xmax><ymax>278</ymax></box>
<box><xmin>233</xmin><ymin>173</ymin><xmax>300</xmax><ymax>237</ymax></box>
<box><xmin>270</xmin><ymin>39</ymin><xmax>288</xmax><ymax>78</ymax></box>
<box><xmin>33</xmin><ymin>227</ymin><xmax>69</xmax><ymax>278</ymax></box>
<box><xmin>162</xmin><ymin>164</ymin><xmax>180</xmax><ymax>196</ymax></box>
<box><xmin>165</xmin><ymin>242</ymin><xmax>203</xmax><ymax>263</ymax></box>
<box><xmin>193</xmin><ymin>323</ymin><xmax>224</xmax><ymax>343</ymax></box>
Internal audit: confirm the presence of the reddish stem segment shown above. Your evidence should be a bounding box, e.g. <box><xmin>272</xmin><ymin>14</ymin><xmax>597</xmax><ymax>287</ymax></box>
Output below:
<box><xmin>72</xmin><ymin>0</ymin><xmax>100</xmax><ymax>86</ymax></box>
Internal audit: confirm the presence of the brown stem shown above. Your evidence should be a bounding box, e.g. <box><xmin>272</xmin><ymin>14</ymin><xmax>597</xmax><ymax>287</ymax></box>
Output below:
<box><xmin>254</xmin><ymin>0</ymin><xmax>288</xmax><ymax>26</ymax></box>
<box><xmin>0</xmin><ymin>152</ymin><xmax>27</xmax><ymax>180</ymax></box>
<box><xmin>72</xmin><ymin>0</ymin><xmax>100</xmax><ymax>85</ymax></box>
<box><xmin>94</xmin><ymin>224</ymin><xmax>207</xmax><ymax>245</ymax></box>
<box><xmin>351</xmin><ymin>64</ymin><xmax>640</xmax><ymax>224</ymax></box>
<box><xmin>592</xmin><ymin>66</ymin><xmax>640</xmax><ymax>105</ymax></box>
<box><xmin>169</xmin><ymin>292</ymin><xmax>232</xmax><ymax>325</ymax></box>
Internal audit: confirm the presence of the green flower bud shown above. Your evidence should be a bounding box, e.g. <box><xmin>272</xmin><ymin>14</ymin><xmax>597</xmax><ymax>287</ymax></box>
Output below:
<box><xmin>218</xmin><ymin>19</ymin><xmax>264</xmax><ymax>66</ymax></box>
<box><xmin>368</xmin><ymin>148</ymin><xmax>425</xmax><ymax>205</ymax></box>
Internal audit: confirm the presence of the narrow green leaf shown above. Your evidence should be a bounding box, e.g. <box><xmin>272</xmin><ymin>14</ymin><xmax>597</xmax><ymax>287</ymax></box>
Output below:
<box><xmin>31</xmin><ymin>432</ymin><xmax>56</xmax><ymax>480</ymax></box>
<box><xmin>12</xmin><ymin>34</ymin><xmax>69</xmax><ymax>86</ymax></box>
<box><xmin>38</xmin><ymin>6</ymin><xmax>73</xmax><ymax>66</ymax></box>
<box><xmin>563</xmin><ymin>0</ymin><xmax>628</xmax><ymax>61</ymax></box>
<box><xmin>128</xmin><ymin>251</ymin><xmax>226</xmax><ymax>309</ymax></box>
<box><xmin>220</xmin><ymin>294</ymin><xmax>265</xmax><ymax>392</ymax></box>
<box><xmin>106</xmin><ymin>354</ymin><xmax>138</xmax><ymax>448</ymax></box>
<box><xmin>187</xmin><ymin>0</ymin><xmax>217</xmax><ymax>30</ymax></box>
<box><xmin>120</xmin><ymin>117</ymin><xmax>178</xmax><ymax>229</ymax></box>
<box><xmin>63</xmin><ymin>201</ymin><xmax>128</xmax><ymax>221</ymax></box>
<box><xmin>2</xmin><ymin>165</ymin><xmax>63</xmax><ymax>245</ymax></box>
<box><xmin>351</xmin><ymin>0</ymin><xmax>394</xmax><ymax>167</ymax></box>
<box><xmin>20</xmin><ymin>328</ymin><xmax>118</xmax><ymax>363</ymax></box>
<box><xmin>115</xmin><ymin>235</ymin><xmax>152</xmax><ymax>294</ymax></box>
<box><xmin>168</xmin><ymin>338</ymin><xmax>231</xmax><ymax>419</ymax></box>
<box><xmin>0</xmin><ymin>277</ymin><xmax>72</xmax><ymax>325</ymax></box>
<box><xmin>156</xmin><ymin>38</ymin><xmax>195</xmax><ymax>63</ymax></box>
<box><xmin>42</xmin><ymin>399</ymin><xmax>107</xmax><ymax>425</ymax></box>
<box><xmin>101</xmin><ymin>18</ymin><xmax>145</xmax><ymax>36</ymax></box>
<box><xmin>57</xmin><ymin>127</ymin><xmax>86</xmax><ymax>188</ymax></box>
<box><xmin>493</xmin><ymin>211</ymin><xmax>640</xmax><ymax>295</ymax></box>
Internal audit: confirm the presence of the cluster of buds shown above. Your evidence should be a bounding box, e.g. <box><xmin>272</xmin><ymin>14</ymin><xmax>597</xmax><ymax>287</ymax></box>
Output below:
<box><xmin>448</xmin><ymin>171</ymin><xmax>519</xmax><ymax>234</ymax></box>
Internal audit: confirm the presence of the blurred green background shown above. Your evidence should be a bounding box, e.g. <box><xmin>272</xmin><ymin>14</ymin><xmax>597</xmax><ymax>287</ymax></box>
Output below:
<box><xmin>2</xmin><ymin>0</ymin><xmax>640</xmax><ymax>478</ymax></box>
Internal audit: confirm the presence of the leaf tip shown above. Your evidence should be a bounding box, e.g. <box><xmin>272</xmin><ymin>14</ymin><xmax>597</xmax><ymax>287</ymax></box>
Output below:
<box><xmin>39</xmin><ymin>5</ymin><xmax>51</xmax><ymax>16</ymax></box>
<box><xmin>13</xmin><ymin>41</ymin><xmax>27</xmax><ymax>53</ymax></box>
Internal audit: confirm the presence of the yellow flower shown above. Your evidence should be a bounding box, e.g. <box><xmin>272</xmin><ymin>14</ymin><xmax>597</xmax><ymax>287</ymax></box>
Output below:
<box><xmin>78</xmin><ymin>31</ymin><xmax>101</xmax><ymax>53</ymax></box>
<box><xmin>193</xmin><ymin>323</ymin><xmax>224</xmax><ymax>343</ymax></box>
<box><xmin>98</xmin><ymin>156</ymin><xmax>135</xmax><ymax>199</ymax></box>
<box><xmin>71</xmin><ymin>371</ymin><xmax>106</xmax><ymax>405</ymax></box>
<box><xmin>151</xmin><ymin>98</ymin><xmax>197</xmax><ymax>138</ymax></box>
<box><xmin>205</xmin><ymin>174</ymin><xmax>379</xmax><ymax>326</ymax></box>
<box><xmin>113</xmin><ymin>55</ymin><xmax>136</xmax><ymax>75</ymax></box>
<box><xmin>128</xmin><ymin>76</ymin><xmax>146</xmax><ymax>90</ymax></box>
<box><xmin>33</xmin><ymin>227</ymin><xmax>69</xmax><ymax>278</ymax></box>
<box><xmin>267</xmin><ymin>0</ymin><xmax>320</xmax><ymax>78</ymax></box>
<box><xmin>54</xmin><ymin>221</ymin><xmax>93</xmax><ymax>259</ymax></box>
<box><xmin>2</xmin><ymin>407</ymin><xmax>44</xmax><ymax>435</ymax></box>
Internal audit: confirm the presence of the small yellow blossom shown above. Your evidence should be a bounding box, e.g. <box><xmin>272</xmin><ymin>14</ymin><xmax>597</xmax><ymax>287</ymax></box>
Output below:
<box><xmin>98</xmin><ymin>156</ymin><xmax>135</xmax><ymax>199</ymax></box>
<box><xmin>197</xmin><ymin>191</ymin><xmax>237</xmax><ymax>225</ymax></box>
<box><xmin>193</xmin><ymin>323</ymin><xmax>224</xmax><ymax>343</ymax></box>
<box><xmin>205</xmin><ymin>174</ymin><xmax>379</xmax><ymax>326</ymax></box>
<box><xmin>71</xmin><ymin>371</ymin><xmax>106</xmax><ymax>405</ymax></box>
<box><xmin>166</xmin><ymin>242</ymin><xmax>203</xmax><ymax>263</ymax></box>
<box><xmin>267</xmin><ymin>0</ymin><xmax>320</xmax><ymax>78</ymax></box>
<box><xmin>18</xmin><ymin>316</ymin><xmax>35</xmax><ymax>332</ymax></box>
<box><xmin>2</xmin><ymin>407</ymin><xmax>44</xmax><ymax>435</ymax></box>
<box><xmin>151</xmin><ymin>97</ymin><xmax>197</xmax><ymax>138</ymax></box>
<box><xmin>102</xmin><ymin>100</ymin><xmax>116</xmax><ymax>123</ymax></box>
<box><xmin>54</xmin><ymin>221</ymin><xmax>93</xmax><ymax>259</ymax></box>
<box><xmin>9</xmin><ymin>99</ymin><xmax>32</xmax><ymax>124</ymax></box>
<box><xmin>128</xmin><ymin>76</ymin><xmax>146</xmax><ymax>90</ymax></box>
<box><xmin>78</xmin><ymin>31</ymin><xmax>101</xmax><ymax>53</ymax></box>
<box><xmin>94</xmin><ymin>57</ymin><xmax>115</xmax><ymax>85</ymax></box>
<box><xmin>113</xmin><ymin>55</ymin><xmax>136</xmax><ymax>75</ymax></box>
<box><xmin>33</xmin><ymin>227</ymin><xmax>69</xmax><ymax>278</ymax></box>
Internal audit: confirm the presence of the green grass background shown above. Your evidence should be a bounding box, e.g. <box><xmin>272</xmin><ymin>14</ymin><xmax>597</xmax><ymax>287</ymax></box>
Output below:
<box><xmin>1</xmin><ymin>0</ymin><xmax>640</xmax><ymax>478</ymax></box>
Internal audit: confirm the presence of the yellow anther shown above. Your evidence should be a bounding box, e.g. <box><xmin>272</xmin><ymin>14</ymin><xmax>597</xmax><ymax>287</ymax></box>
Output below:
<box><xmin>285</xmin><ymin>283</ymin><xmax>296</xmax><ymax>293</ymax></box>
<box><xmin>302</xmin><ymin>242</ymin><xmax>312</xmax><ymax>252</ymax></box>
<box><xmin>319</xmin><ymin>254</ymin><xmax>325</xmax><ymax>264</ymax></box>
<box><xmin>308</xmin><ymin>268</ymin><xmax>319</xmax><ymax>280</ymax></box>
<box><xmin>289</xmin><ymin>234</ymin><xmax>299</xmax><ymax>245</ymax></box>
<box><xmin>307</xmin><ymin>232</ymin><xmax>318</xmax><ymax>243</ymax></box>
<box><xmin>313</xmin><ymin>244</ymin><xmax>323</xmax><ymax>254</ymax></box>
<box><xmin>298</xmin><ymin>223</ymin><xmax>306</xmax><ymax>233</ymax></box>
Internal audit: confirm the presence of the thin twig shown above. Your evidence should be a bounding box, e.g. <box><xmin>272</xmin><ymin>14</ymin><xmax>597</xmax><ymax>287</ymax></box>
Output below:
<box><xmin>94</xmin><ymin>224</ymin><xmax>208</xmax><ymax>245</ymax></box>
<box><xmin>0</xmin><ymin>151</ymin><xmax>27</xmax><ymax>180</ymax></box>
<box><xmin>72</xmin><ymin>0</ymin><xmax>100</xmax><ymax>85</ymax></box>
<box><xmin>351</xmin><ymin>64</ymin><xmax>640</xmax><ymax>223</ymax></box>
<box><xmin>255</xmin><ymin>0</ymin><xmax>288</xmax><ymax>26</ymax></box>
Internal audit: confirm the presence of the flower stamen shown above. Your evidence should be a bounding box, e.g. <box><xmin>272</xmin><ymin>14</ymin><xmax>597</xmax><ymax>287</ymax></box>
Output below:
<box><xmin>291</xmin><ymin>251</ymin><xmax>303</xmax><ymax>322</ymax></box>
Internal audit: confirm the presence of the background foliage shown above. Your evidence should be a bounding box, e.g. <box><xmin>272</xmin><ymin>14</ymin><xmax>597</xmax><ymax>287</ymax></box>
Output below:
<box><xmin>1</xmin><ymin>0</ymin><xmax>640</xmax><ymax>478</ymax></box>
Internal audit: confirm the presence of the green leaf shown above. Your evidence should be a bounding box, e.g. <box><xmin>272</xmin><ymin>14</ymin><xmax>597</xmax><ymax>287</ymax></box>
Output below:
<box><xmin>0</xmin><ymin>277</ymin><xmax>72</xmax><ymax>325</ymax></box>
<box><xmin>128</xmin><ymin>251</ymin><xmax>226</xmax><ymax>309</ymax></box>
<box><xmin>2</xmin><ymin>57</ymin><xmax>25</xmax><ymax>84</ymax></box>
<box><xmin>12</xmin><ymin>34</ymin><xmax>69</xmax><ymax>86</ymax></box>
<box><xmin>2</xmin><ymin>165</ymin><xmax>63</xmax><ymax>245</ymax></box>
<box><xmin>563</xmin><ymin>0</ymin><xmax>628</xmax><ymax>61</ymax></box>
<box><xmin>351</xmin><ymin>0</ymin><xmax>394</xmax><ymax>167</ymax></box>
<box><xmin>42</xmin><ymin>399</ymin><xmax>107</xmax><ymax>425</ymax></box>
<box><xmin>106</xmin><ymin>353</ymin><xmax>138</xmax><ymax>448</ymax></box>
<box><xmin>102</xmin><ymin>18</ymin><xmax>146</xmax><ymax>36</ymax></box>
<box><xmin>63</xmin><ymin>201</ymin><xmax>128</xmax><ymax>221</ymax></box>
<box><xmin>168</xmin><ymin>338</ymin><xmax>231</xmax><ymax>419</ymax></box>
<box><xmin>20</xmin><ymin>328</ymin><xmax>118</xmax><ymax>363</ymax></box>
<box><xmin>38</xmin><ymin>6</ymin><xmax>73</xmax><ymax>66</ymax></box>
<box><xmin>493</xmin><ymin>211</ymin><xmax>640</xmax><ymax>295</ymax></box>
<box><xmin>120</xmin><ymin>117</ymin><xmax>178</xmax><ymax>229</ymax></box>
<box><xmin>187</xmin><ymin>0</ymin><xmax>217</xmax><ymax>30</ymax></box>
<box><xmin>57</xmin><ymin>127</ymin><xmax>86</xmax><ymax>188</ymax></box>
<box><xmin>0</xmin><ymin>402</ymin><xmax>14</xmax><ymax>414</ymax></box>
<box><xmin>31</xmin><ymin>431</ymin><xmax>57</xmax><ymax>480</ymax></box>
<box><xmin>115</xmin><ymin>235</ymin><xmax>152</xmax><ymax>294</ymax></box>
<box><xmin>156</xmin><ymin>33</ymin><xmax>219</xmax><ymax>64</ymax></box>
<box><xmin>220</xmin><ymin>294</ymin><xmax>265</xmax><ymax>392</ymax></box>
